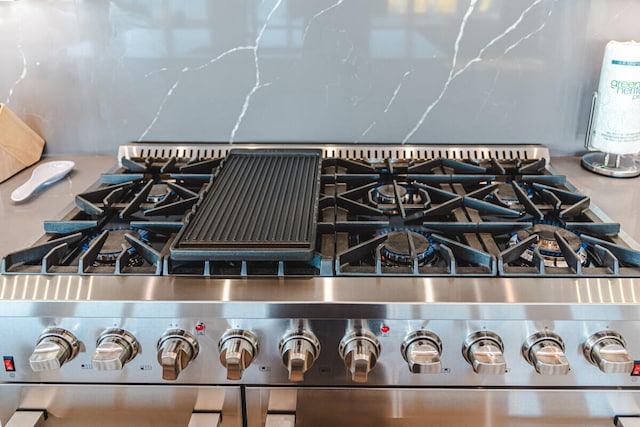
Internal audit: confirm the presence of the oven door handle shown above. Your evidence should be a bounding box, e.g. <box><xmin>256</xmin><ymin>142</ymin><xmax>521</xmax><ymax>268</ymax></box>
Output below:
<box><xmin>187</xmin><ymin>411</ymin><xmax>221</xmax><ymax>427</ymax></box>
<box><xmin>616</xmin><ymin>416</ymin><xmax>640</xmax><ymax>427</ymax></box>
<box><xmin>5</xmin><ymin>409</ymin><xmax>47</xmax><ymax>427</ymax></box>
<box><xmin>265</xmin><ymin>413</ymin><xmax>296</xmax><ymax>427</ymax></box>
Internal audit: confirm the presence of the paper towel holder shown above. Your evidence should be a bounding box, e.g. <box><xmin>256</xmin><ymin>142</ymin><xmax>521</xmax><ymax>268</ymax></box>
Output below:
<box><xmin>582</xmin><ymin>91</ymin><xmax>640</xmax><ymax>178</ymax></box>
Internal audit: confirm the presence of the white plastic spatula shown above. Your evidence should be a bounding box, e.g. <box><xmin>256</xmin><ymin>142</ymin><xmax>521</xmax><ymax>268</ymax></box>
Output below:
<box><xmin>11</xmin><ymin>160</ymin><xmax>75</xmax><ymax>202</ymax></box>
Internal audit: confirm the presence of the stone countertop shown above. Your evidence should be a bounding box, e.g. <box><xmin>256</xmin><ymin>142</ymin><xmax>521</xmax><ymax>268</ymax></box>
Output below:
<box><xmin>0</xmin><ymin>156</ymin><xmax>114</xmax><ymax>255</ymax></box>
<box><xmin>0</xmin><ymin>155</ymin><xmax>638</xmax><ymax>256</ymax></box>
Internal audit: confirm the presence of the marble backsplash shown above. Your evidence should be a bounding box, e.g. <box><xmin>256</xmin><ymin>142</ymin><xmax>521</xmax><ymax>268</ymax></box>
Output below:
<box><xmin>0</xmin><ymin>0</ymin><xmax>638</xmax><ymax>156</ymax></box>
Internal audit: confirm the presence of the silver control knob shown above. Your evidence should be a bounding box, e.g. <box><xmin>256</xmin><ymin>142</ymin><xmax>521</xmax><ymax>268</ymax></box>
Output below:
<box><xmin>92</xmin><ymin>328</ymin><xmax>140</xmax><ymax>371</ymax></box>
<box><xmin>522</xmin><ymin>331</ymin><xmax>570</xmax><ymax>375</ymax></box>
<box><xmin>279</xmin><ymin>330</ymin><xmax>321</xmax><ymax>382</ymax></box>
<box><xmin>462</xmin><ymin>331</ymin><xmax>507</xmax><ymax>375</ymax></box>
<box><xmin>339</xmin><ymin>330</ymin><xmax>381</xmax><ymax>383</ymax></box>
<box><xmin>218</xmin><ymin>329</ymin><xmax>259</xmax><ymax>380</ymax></box>
<box><xmin>156</xmin><ymin>329</ymin><xmax>199</xmax><ymax>381</ymax></box>
<box><xmin>401</xmin><ymin>330</ymin><xmax>442</xmax><ymax>374</ymax></box>
<box><xmin>583</xmin><ymin>330</ymin><xmax>633</xmax><ymax>374</ymax></box>
<box><xmin>29</xmin><ymin>328</ymin><xmax>80</xmax><ymax>372</ymax></box>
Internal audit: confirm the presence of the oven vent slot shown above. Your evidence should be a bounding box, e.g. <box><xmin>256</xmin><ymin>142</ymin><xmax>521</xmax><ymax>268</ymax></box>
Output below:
<box><xmin>119</xmin><ymin>144</ymin><xmax>550</xmax><ymax>164</ymax></box>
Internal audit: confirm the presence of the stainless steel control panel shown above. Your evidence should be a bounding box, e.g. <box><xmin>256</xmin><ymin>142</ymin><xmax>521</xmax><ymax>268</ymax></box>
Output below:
<box><xmin>1</xmin><ymin>317</ymin><xmax>638</xmax><ymax>387</ymax></box>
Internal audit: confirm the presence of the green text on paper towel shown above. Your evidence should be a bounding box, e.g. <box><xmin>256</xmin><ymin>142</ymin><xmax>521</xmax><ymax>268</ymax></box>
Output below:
<box><xmin>610</xmin><ymin>80</ymin><xmax>640</xmax><ymax>99</ymax></box>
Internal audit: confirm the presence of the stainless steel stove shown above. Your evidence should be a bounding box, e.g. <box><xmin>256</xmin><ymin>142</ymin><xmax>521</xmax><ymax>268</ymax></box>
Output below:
<box><xmin>2</xmin><ymin>143</ymin><xmax>640</xmax><ymax>427</ymax></box>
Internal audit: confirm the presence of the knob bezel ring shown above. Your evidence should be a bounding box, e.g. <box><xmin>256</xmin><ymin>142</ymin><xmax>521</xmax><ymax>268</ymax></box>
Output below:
<box><xmin>338</xmin><ymin>330</ymin><xmax>381</xmax><ymax>359</ymax></box>
<box><xmin>36</xmin><ymin>327</ymin><xmax>81</xmax><ymax>362</ymax></box>
<box><xmin>583</xmin><ymin>330</ymin><xmax>627</xmax><ymax>366</ymax></box>
<box><xmin>157</xmin><ymin>329</ymin><xmax>200</xmax><ymax>360</ymax></box>
<box><xmin>95</xmin><ymin>328</ymin><xmax>141</xmax><ymax>365</ymax></box>
<box><xmin>521</xmin><ymin>331</ymin><xmax>565</xmax><ymax>366</ymax></box>
<box><xmin>400</xmin><ymin>330</ymin><xmax>442</xmax><ymax>363</ymax></box>
<box><xmin>279</xmin><ymin>330</ymin><xmax>321</xmax><ymax>356</ymax></box>
<box><xmin>462</xmin><ymin>331</ymin><xmax>504</xmax><ymax>366</ymax></box>
<box><xmin>218</xmin><ymin>329</ymin><xmax>260</xmax><ymax>357</ymax></box>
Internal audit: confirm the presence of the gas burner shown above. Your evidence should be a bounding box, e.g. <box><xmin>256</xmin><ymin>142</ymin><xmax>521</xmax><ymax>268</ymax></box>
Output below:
<box><xmin>380</xmin><ymin>230</ymin><xmax>437</xmax><ymax>266</ymax></box>
<box><xmin>488</xmin><ymin>183</ymin><xmax>533</xmax><ymax>206</ymax></box>
<box><xmin>508</xmin><ymin>223</ymin><xmax>588</xmax><ymax>268</ymax></box>
<box><xmin>147</xmin><ymin>184</ymin><xmax>171</xmax><ymax>204</ymax></box>
<box><xmin>83</xmin><ymin>227</ymin><xmax>150</xmax><ymax>265</ymax></box>
<box><xmin>373</xmin><ymin>183</ymin><xmax>411</xmax><ymax>205</ymax></box>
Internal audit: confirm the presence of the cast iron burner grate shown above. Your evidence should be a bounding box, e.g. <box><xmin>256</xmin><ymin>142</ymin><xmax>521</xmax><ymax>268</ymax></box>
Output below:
<box><xmin>3</xmin><ymin>144</ymin><xmax>640</xmax><ymax>278</ymax></box>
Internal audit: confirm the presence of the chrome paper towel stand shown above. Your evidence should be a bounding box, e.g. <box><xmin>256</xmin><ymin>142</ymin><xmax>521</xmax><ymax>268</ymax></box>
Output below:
<box><xmin>582</xmin><ymin>91</ymin><xmax>640</xmax><ymax>178</ymax></box>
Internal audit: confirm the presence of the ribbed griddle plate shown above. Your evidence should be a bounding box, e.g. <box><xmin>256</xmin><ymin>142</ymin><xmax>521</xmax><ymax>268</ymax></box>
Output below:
<box><xmin>171</xmin><ymin>149</ymin><xmax>322</xmax><ymax>261</ymax></box>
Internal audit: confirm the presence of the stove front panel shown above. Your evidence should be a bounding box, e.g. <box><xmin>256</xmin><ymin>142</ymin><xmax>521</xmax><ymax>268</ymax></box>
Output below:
<box><xmin>3</xmin><ymin>144</ymin><xmax>640</xmax><ymax>425</ymax></box>
<box><xmin>1</xmin><ymin>312</ymin><xmax>640</xmax><ymax>389</ymax></box>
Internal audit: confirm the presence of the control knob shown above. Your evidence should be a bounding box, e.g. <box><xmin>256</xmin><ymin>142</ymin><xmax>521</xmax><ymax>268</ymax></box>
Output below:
<box><xmin>279</xmin><ymin>330</ymin><xmax>321</xmax><ymax>382</ymax></box>
<box><xmin>522</xmin><ymin>331</ymin><xmax>570</xmax><ymax>375</ymax></box>
<box><xmin>29</xmin><ymin>328</ymin><xmax>80</xmax><ymax>372</ymax></box>
<box><xmin>156</xmin><ymin>329</ymin><xmax>199</xmax><ymax>381</ymax></box>
<box><xmin>462</xmin><ymin>331</ymin><xmax>507</xmax><ymax>375</ymax></box>
<box><xmin>339</xmin><ymin>330</ymin><xmax>381</xmax><ymax>383</ymax></box>
<box><xmin>401</xmin><ymin>330</ymin><xmax>442</xmax><ymax>374</ymax></box>
<box><xmin>92</xmin><ymin>328</ymin><xmax>140</xmax><ymax>371</ymax></box>
<box><xmin>583</xmin><ymin>330</ymin><xmax>633</xmax><ymax>374</ymax></box>
<box><xmin>218</xmin><ymin>329</ymin><xmax>259</xmax><ymax>380</ymax></box>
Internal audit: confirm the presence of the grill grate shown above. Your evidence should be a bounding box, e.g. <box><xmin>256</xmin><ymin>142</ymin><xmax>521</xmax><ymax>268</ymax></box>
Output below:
<box><xmin>171</xmin><ymin>149</ymin><xmax>322</xmax><ymax>261</ymax></box>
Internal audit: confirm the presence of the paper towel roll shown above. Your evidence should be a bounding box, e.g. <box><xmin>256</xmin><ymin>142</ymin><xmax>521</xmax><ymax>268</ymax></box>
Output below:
<box><xmin>591</xmin><ymin>40</ymin><xmax>640</xmax><ymax>155</ymax></box>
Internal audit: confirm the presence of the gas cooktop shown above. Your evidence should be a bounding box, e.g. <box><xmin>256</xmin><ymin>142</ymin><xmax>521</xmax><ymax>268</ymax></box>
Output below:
<box><xmin>3</xmin><ymin>143</ymin><xmax>640</xmax><ymax>278</ymax></box>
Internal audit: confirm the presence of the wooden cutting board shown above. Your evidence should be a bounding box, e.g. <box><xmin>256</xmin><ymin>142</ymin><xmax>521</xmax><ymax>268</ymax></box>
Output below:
<box><xmin>0</xmin><ymin>103</ymin><xmax>45</xmax><ymax>183</ymax></box>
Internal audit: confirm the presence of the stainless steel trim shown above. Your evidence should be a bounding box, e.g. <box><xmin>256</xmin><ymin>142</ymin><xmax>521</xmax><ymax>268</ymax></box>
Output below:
<box><xmin>118</xmin><ymin>143</ymin><xmax>551</xmax><ymax>163</ymax></box>
<box><xmin>3</xmin><ymin>275</ymin><xmax>640</xmax><ymax>320</ymax></box>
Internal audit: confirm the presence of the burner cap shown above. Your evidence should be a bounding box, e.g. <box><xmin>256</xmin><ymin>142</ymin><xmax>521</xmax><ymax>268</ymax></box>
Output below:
<box><xmin>147</xmin><ymin>184</ymin><xmax>170</xmax><ymax>204</ymax></box>
<box><xmin>374</xmin><ymin>183</ymin><xmax>410</xmax><ymax>205</ymax></box>
<box><xmin>493</xmin><ymin>183</ymin><xmax>532</xmax><ymax>206</ymax></box>
<box><xmin>381</xmin><ymin>231</ymin><xmax>436</xmax><ymax>266</ymax></box>
<box><xmin>83</xmin><ymin>227</ymin><xmax>149</xmax><ymax>265</ymax></box>
<box><xmin>509</xmin><ymin>223</ymin><xmax>587</xmax><ymax>267</ymax></box>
